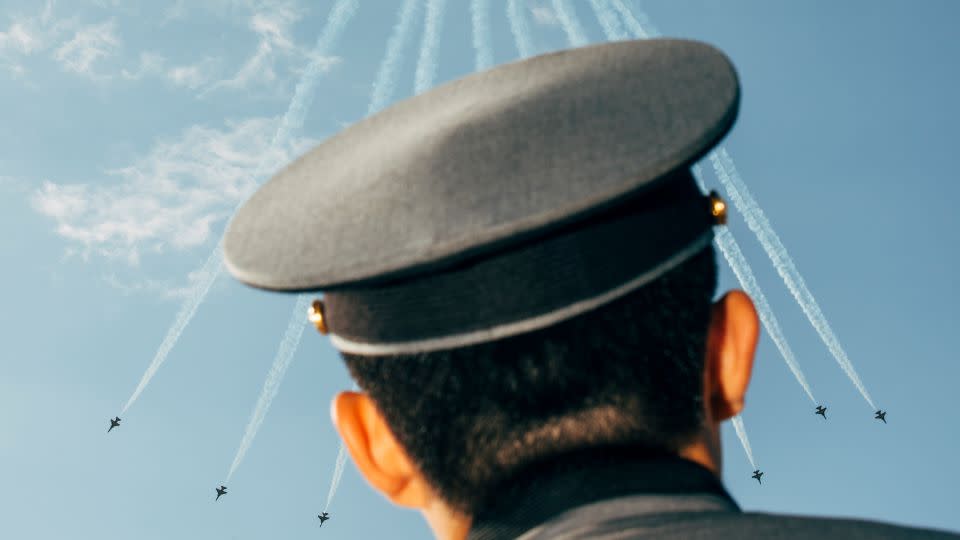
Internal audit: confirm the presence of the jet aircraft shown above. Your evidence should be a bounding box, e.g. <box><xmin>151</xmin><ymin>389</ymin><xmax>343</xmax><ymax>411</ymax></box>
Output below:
<box><xmin>815</xmin><ymin>405</ymin><xmax>827</xmax><ymax>419</ymax></box>
<box><xmin>875</xmin><ymin>410</ymin><xmax>887</xmax><ymax>424</ymax></box>
<box><xmin>318</xmin><ymin>512</ymin><xmax>330</xmax><ymax>527</ymax></box>
<box><xmin>215</xmin><ymin>486</ymin><xmax>227</xmax><ymax>501</ymax></box>
<box><xmin>108</xmin><ymin>417</ymin><xmax>121</xmax><ymax>432</ymax></box>
<box><xmin>752</xmin><ymin>470</ymin><xmax>763</xmax><ymax>484</ymax></box>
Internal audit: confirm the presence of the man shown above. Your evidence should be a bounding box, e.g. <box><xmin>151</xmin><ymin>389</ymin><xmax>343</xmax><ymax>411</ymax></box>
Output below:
<box><xmin>223</xmin><ymin>39</ymin><xmax>957</xmax><ymax>539</ymax></box>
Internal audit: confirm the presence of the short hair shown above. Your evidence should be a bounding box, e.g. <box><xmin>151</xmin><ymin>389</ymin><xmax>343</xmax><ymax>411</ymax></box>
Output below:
<box><xmin>341</xmin><ymin>243</ymin><xmax>718</xmax><ymax>515</ymax></box>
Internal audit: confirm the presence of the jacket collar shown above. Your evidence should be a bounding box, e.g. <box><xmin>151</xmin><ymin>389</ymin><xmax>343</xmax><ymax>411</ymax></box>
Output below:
<box><xmin>467</xmin><ymin>447</ymin><xmax>739</xmax><ymax>540</ymax></box>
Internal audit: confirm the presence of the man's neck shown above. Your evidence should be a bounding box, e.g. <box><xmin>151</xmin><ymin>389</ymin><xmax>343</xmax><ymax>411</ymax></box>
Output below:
<box><xmin>464</xmin><ymin>446</ymin><xmax>736</xmax><ymax>540</ymax></box>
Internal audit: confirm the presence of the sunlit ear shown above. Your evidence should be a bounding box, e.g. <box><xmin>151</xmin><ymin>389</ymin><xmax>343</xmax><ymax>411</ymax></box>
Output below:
<box><xmin>703</xmin><ymin>290</ymin><xmax>759</xmax><ymax>422</ymax></box>
<box><xmin>331</xmin><ymin>391</ymin><xmax>431</xmax><ymax>508</ymax></box>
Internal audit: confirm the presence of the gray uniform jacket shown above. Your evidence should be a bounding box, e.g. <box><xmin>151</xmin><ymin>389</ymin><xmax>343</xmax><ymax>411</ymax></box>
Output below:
<box><xmin>466</xmin><ymin>450</ymin><xmax>959</xmax><ymax>540</ymax></box>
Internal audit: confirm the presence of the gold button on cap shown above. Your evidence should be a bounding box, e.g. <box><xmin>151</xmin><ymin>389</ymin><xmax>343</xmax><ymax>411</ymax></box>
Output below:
<box><xmin>308</xmin><ymin>299</ymin><xmax>329</xmax><ymax>335</ymax></box>
<box><xmin>709</xmin><ymin>191</ymin><xmax>727</xmax><ymax>225</ymax></box>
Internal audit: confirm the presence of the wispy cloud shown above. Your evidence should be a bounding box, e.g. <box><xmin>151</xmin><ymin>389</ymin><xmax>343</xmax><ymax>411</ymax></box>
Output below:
<box><xmin>103</xmin><ymin>267</ymin><xmax>217</xmax><ymax>300</ymax></box>
<box><xmin>120</xmin><ymin>51</ymin><xmax>165</xmax><ymax>79</ymax></box>
<box><xmin>53</xmin><ymin>19</ymin><xmax>121</xmax><ymax>78</ymax></box>
<box><xmin>200</xmin><ymin>0</ymin><xmax>342</xmax><ymax>97</ymax></box>
<box><xmin>0</xmin><ymin>0</ymin><xmax>62</xmax><ymax>76</ymax></box>
<box><xmin>31</xmin><ymin>116</ymin><xmax>319</xmax><ymax>267</ymax></box>
<box><xmin>167</xmin><ymin>58</ymin><xmax>220</xmax><ymax>89</ymax></box>
<box><xmin>121</xmin><ymin>52</ymin><xmax>220</xmax><ymax>89</ymax></box>
<box><xmin>530</xmin><ymin>5</ymin><xmax>560</xmax><ymax>26</ymax></box>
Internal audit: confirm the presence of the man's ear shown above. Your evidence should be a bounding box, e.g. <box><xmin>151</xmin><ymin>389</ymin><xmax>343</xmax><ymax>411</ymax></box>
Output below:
<box><xmin>704</xmin><ymin>290</ymin><xmax>759</xmax><ymax>422</ymax></box>
<box><xmin>331</xmin><ymin>391</ymin><xmax>431</xmax><ymax>508</ymax></box>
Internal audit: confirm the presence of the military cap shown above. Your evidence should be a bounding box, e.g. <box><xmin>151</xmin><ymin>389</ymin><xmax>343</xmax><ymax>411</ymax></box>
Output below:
<box><xmin>223</xmin><ymin>38</ymin><xmax>739</xmax><ymax>355</ymax></box>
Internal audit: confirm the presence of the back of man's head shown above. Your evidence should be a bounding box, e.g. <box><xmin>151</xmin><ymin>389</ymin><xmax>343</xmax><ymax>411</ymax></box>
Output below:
<box><xmin>341</xmin><ymin>242</ymin><xmax>718</xmax><ymax>516</ymax></box>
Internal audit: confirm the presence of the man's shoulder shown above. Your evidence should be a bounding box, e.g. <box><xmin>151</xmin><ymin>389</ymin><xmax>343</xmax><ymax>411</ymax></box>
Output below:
<box><xmin>523</xmin><ymin>503</ymin><xmax>960</xmax><ymax>539</ymax></box>
<box><xmin>693</xmin><ymin>512</ymin><xmax>960</xmax><ymax>539</ymax></box>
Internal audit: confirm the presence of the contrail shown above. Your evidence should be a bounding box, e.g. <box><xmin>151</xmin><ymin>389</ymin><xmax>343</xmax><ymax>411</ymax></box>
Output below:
<box><xmin>368</xmin><ymin>0</ymin><xmax>421</xmax><ymax>115</ymax></box>
<box><xmin>506</xmin><ymin>0</ymin><xmax>535</xmax><ymax>58</ymax></box>
<box><xmin>414</xmin><ymin>0</ymin><xmax>447</xmax><ymax>94</ymax></box>
<box><xmin>323</xmin><ymin>441</ymin><xmax>349</xmax><ymax>511</ymax></box>
<box><xmin>119</xmin><ymin>0</ymin><xmax>361</xmax><ymax>415</ymax></box>
<box><xmin>470</xmin><ymin>0</ymin><xmax>494</xmax><ymax>71</ymax></box>
<box><xmin>322</xmin><ymin>383</ymin><xmax>360</xmax><ymax>511</ymax></box>
<box><xmin>225</xmin><ymin>0</ymin><xmax>424</xmax><ymax>483</ymax></box>
<box><xmin>617</xmin><ymin>2</ymin><xmax>874</xmax><ymax>410</ymax></box>
<box><xmin>588</xmin><ymin>0</ymin><xmax>628</xmax><ymax>41</ymax></box>
<box><xmin>731</xmin><ymin>416</ymin><xmax>757</xmax><ymax>470</ymax></box>
<box><xmin>552</xmin><ymin>0</ymin><xmax>588</xmax><ymax>46</ymax></box>
<box><xmin>122</xmin><ymin>244</ymin><xmax>224</xmax><ymax>413</ymax></box>
<box><xmin>710</xmin><ymin>150</ymin><xmax>876</xmax><ymax>409</ymax></box>
<box><xmin>609</xmin><ymin>0</ymin><xmax>659</xmax><ymax>38</ymax></box>
<box><xmin>227</xmin><ymin>295</ymin><xmax>312</xmax><ymax>481</ymax></box>
<box><xmin>693</xmin><ymin>167</ymin><xmax>817</xmax><ymax>405</ymax></box>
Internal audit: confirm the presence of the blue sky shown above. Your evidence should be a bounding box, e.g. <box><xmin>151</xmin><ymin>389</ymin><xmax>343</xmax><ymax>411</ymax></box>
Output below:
<box><xmin>2</xmin><ymin>1</ymin><xmax>959</xmax><ymax>538</ymax></box>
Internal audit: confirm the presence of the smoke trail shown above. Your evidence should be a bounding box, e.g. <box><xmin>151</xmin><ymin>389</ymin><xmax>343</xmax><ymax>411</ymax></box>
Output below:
<box><xmin>470</xmin><ymin>0</ymin><xmax>493</xmax><ymax>71</ymax></box>
<box><xmin>368</xmin><ymin>0</ymin><xmax>421</xmax><ymax>115</ymax></box>
<box><xmin>323</xmin><ymin>441</ymin><xmax>349</xmax><ymax>510</ymax></box>
<box><xmin>710</xmin><ymin>150</ymin><xmax>876</xmax><ymax>409</ymax></box>
<box><xmin>716</xmin><ymin>228</ymin><xmax>818</xmax><ymax>404</ymax></box>
<box><xmin>227</xmin><ymin>295</ymin><xmax>312</xmax><ymax>481</ymax></box>
<box><xmin>122</xmin><ymin>244</ymin><xmax>224</xmax><ymax>413</ymax></box>
<box><xmin>616</xmin><ymin>0</ymin><xmax>872</xmax><ymax>411</ymax></box>
<box><xmin>588</xmin><ymin>0</ymin><xmax>628</xmax><ymax>41</ymax></box>
<box><xmin>731</xmin><ymin>416</ymin><xmax>757</xmax><ymax>470</ymax></box>
<box><xmin>506</xmin><ymin>0</ymin><xmax>535</xmax><ymax>58</ymax></box>
<box><xmin>552</xmin><ymin>0</ymin><xmax>588</xmax><ymax>46</ymax></box>
<box><xmin>693</xmin><ymin>167</ymin><xmax>817</xmax><ymax>404</ymax></box>
<box><xmin>414</xmin><ymin>0</ymin><xmax>447</xmax><ymax>94</ymax></box>
<box><xmin>120</xmin><ymin>0</ymin><xmax>361</xmax><ymax>414</ymax></box>
<box><xmin>226</xmin><ymin>0</ymin><xmax>424</xmax><ymax>483</ymax></box>
<box><xmin>321</xmin><ymin>382</ymin><xmax>360</xmax><ymax>511</ymax></box>
<box><xmin>609</xmin><ymin>0</ymin><xmax>659</xmax><ymax>38</ymax></box>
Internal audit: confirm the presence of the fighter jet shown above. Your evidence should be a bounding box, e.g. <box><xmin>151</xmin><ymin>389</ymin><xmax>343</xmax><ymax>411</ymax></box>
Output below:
<box><xmin>815</xmin><ymin>405</ymin><xmax>827</xmax><ymax>419</ymax></box>
<box><xmin>318</xmin><ymin>512</ymin><xmax>330</xmax><ymax>527</ymax></box>
<box><xmin>875</xmin><ymin>410</ymin><xmax>887</xmax><ymax>424</ymax></box>
<box><xmin>108</xmin><ymin>417</ymin><xmax>121</xmax><ymax>432</ymax></box>
<box><xmin>752</xmin><ymin>470</ymin><xmax>763</xmax><ymax>484</ymax></box>
<box><xmin>215</xmin><ymin>486</ymin><xmax>227</xmax><ymax>501</ymax></box>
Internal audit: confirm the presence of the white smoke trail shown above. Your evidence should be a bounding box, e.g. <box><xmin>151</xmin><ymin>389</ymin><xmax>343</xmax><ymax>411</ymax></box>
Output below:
<box><xmin>716</xmin><ymin>228</ymin><xmax>817</xmax><ymax>404</ymax></box>
<box><xmin>323</xmin><ymin>441</ymin><xmax>349</xmax><ymax>511</ymax></box>
<box><xmin>368</xmin><ymin>0</ymin><xmax>421</xmax><ymax>115</ymax></box>
<box><xmin>470</xmin><ymin>0</ymin><xmax>493</xmax><ymax>71</ymax></box>
<box><xmin>120</xmin><ymin>0</ymin><xmax>361</xmax><ymax>415</ymax></box>
<box><xmin>226</xmin><ymin>0</ymin><xmax>424</xmax><ymax>485</ymax></box>
<box><xmin>609</xmin><ymin>0</ymin><xmax>659</xmax><ymax>38</ymax></box>
<box><xmin>552</xmin><ymin>0</ymin><xmax>588</xmax><ymax>46</ymax></box>
<box><xmin>414</xmin><ymin>0</ymin><xmax>447</xmax><ymax>94</ymax></box>
<box><xmin>710</xmin><ymin>150</ymin><xmax>876</xmax><ymax>410</ymax></box>
<box><xmin>227</xmin><ymin>295</ymin><xmax>313</xmax><ymax>481</ymax></box>
<box><xmin>588</xmin><ymin>0</ymin><xmax>628</xmax><ymax>41</ymax></box>
<box><xmin>731</xmin><ymin>416</ymin><xmax>757</xmax><ymax>470</ymax></box>
<box><xmin>693</xmin><ymin>167</ymin><xmax>817</xmax><ymax>405</ymax></box>
<box><xmin>506</xmin><ymin>0</ymin><xmax>535</xmax><ymax>58</ymax></box>
<box><xmin>122</xmin><ymin>244</ymin><xmax>224</xmax><ymax>413</ymax></box>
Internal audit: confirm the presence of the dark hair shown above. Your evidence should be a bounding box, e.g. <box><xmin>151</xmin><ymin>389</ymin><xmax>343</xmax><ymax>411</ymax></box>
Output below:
<box><xmin>341</xmin><ymin>244</ymin><xmax>718</xmax><ymax>515</ymax></box>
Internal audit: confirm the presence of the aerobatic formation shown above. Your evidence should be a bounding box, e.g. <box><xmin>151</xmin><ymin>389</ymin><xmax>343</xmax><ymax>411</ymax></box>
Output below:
<box><xmin>103</xmin><ymin>1</ymin><xmax>891</xmax><ymax>532</ymax></box>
